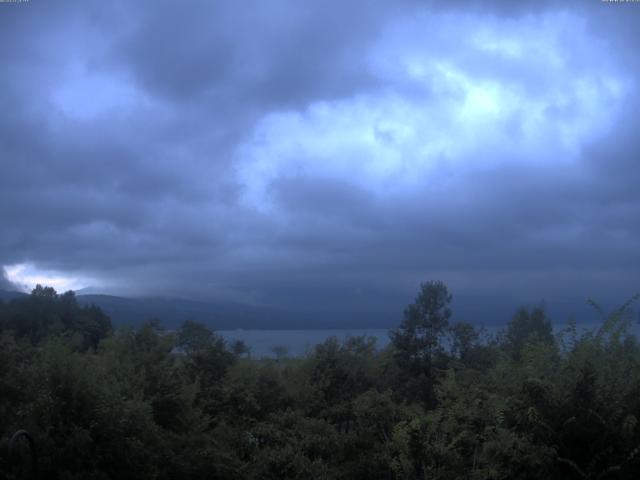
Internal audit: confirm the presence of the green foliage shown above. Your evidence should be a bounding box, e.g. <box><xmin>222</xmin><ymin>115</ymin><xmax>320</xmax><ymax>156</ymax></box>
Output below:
<box><xmin>390</xmin><ymin>280</ymin><xmax>452</xmax><ymax>405</ymax></box>
<box><xmin>501</xmin><ymin>305</ymin><xmax>554</xmax><ymax>360</ymax></box>
<box><xmin>1</xmin><ymin>283</ymin><xmax>639</xmax><ymax>479</ymax></box>
<box><xmin>0</xmin><ymin>285</ymin><xmax>111</xmax><ymax>350</ymax></box>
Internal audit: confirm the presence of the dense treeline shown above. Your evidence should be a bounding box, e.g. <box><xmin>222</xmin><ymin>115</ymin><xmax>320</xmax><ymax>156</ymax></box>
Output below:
<box><xmin>1</xmin><ymin>282</ymin><xmax>639</xmax><ymax>479</ymax></box>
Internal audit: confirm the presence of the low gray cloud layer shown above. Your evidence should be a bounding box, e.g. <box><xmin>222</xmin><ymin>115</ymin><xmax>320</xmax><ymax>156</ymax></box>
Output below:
<box><xmin>1</xmin><ymin>0</ymin><xmax>639</xmax><ymax>325</ymax></box>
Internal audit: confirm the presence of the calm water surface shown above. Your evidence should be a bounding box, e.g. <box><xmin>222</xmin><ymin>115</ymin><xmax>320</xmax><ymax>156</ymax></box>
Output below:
<box><xmin>218</xmin><ymin>321</ymin><xmax>640</xmax><ymax>358</ymax></box>
<box><xmin>218</xmin><ymin>329</ymin><xmax>390</xmax><ymax>357</ymax></box>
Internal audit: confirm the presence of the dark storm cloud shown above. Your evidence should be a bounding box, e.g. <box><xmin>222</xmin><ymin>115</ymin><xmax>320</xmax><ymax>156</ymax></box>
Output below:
<box><xmin>1</xmin><ymin>0</ymin><xmax>639</xmax><ymax>325</ymax></box>
<box><xmin>109</xmin><ymin>0</ymin><xmax>387</xmax><ymax>107</ymax></box>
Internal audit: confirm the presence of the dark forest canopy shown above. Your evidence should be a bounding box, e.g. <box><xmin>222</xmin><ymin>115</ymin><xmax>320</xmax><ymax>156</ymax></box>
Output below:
<box><xmin>1</xmin><ymin>282</ymin><xmax>640</xmax><ymax>479</ymax></box>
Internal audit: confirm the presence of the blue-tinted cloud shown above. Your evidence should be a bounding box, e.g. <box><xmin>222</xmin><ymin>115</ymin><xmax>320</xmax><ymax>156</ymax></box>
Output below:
<box><xmin>1</xmin><ymin>0</ymin><xmax>639</xmax><ymax>324</ymax></box>
<box><xmin>237</xmin><ymin>11</ymin><xmax>629</xmax><ymax>210</ymax></box>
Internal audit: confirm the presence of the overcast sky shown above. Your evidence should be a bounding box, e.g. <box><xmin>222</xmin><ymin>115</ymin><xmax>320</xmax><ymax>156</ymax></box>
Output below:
<box><xmin>1</xmin><ymin>0</ymin><xmax>639</xmax><ymax>325</ymax></box>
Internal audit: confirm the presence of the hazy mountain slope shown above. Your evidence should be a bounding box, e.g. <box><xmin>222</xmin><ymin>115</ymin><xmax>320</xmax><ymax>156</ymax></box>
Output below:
<box><xmin>0</xmin><ymin>290</ymin><xmax>28</xmax><ymax>302</ymax></box>
<box><xmin>75</xmin><ymin>294</ymin><xmax>302</xmax><ymax>330</ymax></box>
<box><xmin>1</xmin><ymin>289</ymin><xmax>624</xmax><ymax>330</ymax></box>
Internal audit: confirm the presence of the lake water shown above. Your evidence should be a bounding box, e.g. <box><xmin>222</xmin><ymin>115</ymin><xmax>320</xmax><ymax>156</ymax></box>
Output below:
<box><xmin>218</xmin><ymin>329</ymin><xmax>391</xmax><ymax>358</ymax></box>
<box><xmin>218</xmin><ymin>321</ymin><xmax>640</xmax><ymax>358</ymax></box>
